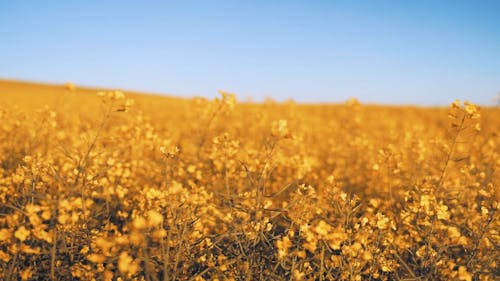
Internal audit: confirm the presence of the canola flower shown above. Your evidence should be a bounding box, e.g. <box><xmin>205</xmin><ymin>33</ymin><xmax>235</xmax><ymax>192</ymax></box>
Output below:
<box><xmin>0</xmin><ymin>86</ymin><xmax>498</xmax><ymax>281</ymax></box>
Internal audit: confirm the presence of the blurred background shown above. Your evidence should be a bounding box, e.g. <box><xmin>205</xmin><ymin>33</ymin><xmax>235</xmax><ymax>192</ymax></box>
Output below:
<box><xmin>0</xmin><ymin>0</ymin><xmax>499</xmax><ymax>105</ymax></box>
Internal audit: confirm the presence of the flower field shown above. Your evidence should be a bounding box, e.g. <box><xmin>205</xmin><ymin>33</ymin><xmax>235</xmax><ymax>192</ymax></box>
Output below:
<box><xmin>0</xmin><ymin>80</ymin><xmax>498</xmax><ymax>280</ymax></box>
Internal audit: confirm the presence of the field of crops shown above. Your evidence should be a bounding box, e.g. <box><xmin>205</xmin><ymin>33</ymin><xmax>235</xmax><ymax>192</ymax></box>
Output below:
<box><xmin>0</xmin><ymin>80</ymin><xmax>498</xmax><ymax>280</ymax></box>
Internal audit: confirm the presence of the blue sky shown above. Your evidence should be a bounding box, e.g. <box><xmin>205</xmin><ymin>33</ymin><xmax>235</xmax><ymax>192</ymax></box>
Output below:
<box><xmin>1</xmin><ymin>1</ymin><xmax>499</xmax><ymax>105</ymax></box>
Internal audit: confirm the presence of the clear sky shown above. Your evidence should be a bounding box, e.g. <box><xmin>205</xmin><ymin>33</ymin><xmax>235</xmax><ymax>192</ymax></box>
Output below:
<box><xmin>1</xmin><ymin>1</ymin><xmax>499</xmax><ymax>105</ymax></box>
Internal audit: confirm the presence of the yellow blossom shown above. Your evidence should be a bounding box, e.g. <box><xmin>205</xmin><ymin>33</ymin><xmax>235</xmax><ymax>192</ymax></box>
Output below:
<box><xmin>19</xmin><ymin>267</ymin><xmax>33</xmax><ymax>281</ymax></box>
<box><xmin>0</xmin><ymin>249</ymin><xmax>11</xmax><ymax>262</ymax></box>
<box><xmin>87</xmin><ymin>253</ymin><xmax>106</xmax><ymax>264</ymax></box>
<box><xmin>14</xmin><ymin>226</ymin><xmax>30</xmax><ymax>242</ymax></box>
<box><xmin>457</xmin><ymin>266</ymin><xmax>472</xmax><ymax>281</ymax></box>
<box><xmin>132</xmin><ymin>216</ymin><xmax>148</xmax><ymax>230</ymax></box>
<box><xmin>276</xmin><ymin>236</ymin><xmax>292</xmax><ymax>259</ymax></box>
<box><xmin>147</xmin><ymin>210</ymin><xmax>164</xmax><ymax>227</ymax></box>
<box><xmin>118</xmin><ymin>252</ymin><xmax>139</xmax><ymax>275</ymax></box>
<box><xmin>0</xmin><ymin>228</ymin><xmax>11</xmax><ymax>241</ymax></box>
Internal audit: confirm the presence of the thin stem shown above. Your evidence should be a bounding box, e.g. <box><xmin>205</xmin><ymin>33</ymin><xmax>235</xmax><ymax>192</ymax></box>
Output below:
<box><xmin>436</xmin><ymin>114</ymin><xmax>466</xmax><ymax>194</ymax></box>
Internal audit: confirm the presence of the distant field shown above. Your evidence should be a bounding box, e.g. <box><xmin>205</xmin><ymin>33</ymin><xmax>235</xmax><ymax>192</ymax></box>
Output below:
<box><xmin>0</xmin><ymin>80</ymin><xmax>498</xmax><ymax>280</ymax></box>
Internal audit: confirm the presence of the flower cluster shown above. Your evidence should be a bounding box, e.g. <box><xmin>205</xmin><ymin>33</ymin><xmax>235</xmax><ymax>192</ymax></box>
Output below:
<box><xmin>0</xmin><ymin>84</ymin><xmax>498</xmax><ymax>280</ymax></box>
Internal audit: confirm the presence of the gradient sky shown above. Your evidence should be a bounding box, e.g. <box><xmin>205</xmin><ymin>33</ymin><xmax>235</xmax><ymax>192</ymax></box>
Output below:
<box><xmin>1</xmin><ymin>1</ymin><xmax>499</xmax><ymax>105</ymax></box>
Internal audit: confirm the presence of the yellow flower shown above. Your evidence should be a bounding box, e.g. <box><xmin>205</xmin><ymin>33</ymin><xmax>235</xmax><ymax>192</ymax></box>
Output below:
<box><xmin>0</xmin><ymin>228</ymin><xmax>11</xmax><ymax>241</ymax></box>
<box><xmin>293</xmin><ymin>269</ymin><xmax>305</xmax><ymax>281</ymax></box>
<box><xmin>64</xmin><ymin>82</ymin><xmax>76</xmax><ymax>92</ymax></box>
<box><xmin>276</xmin><ymin>236</ymin><xmax>292</xmax><ymax>259</ymax></box>
<box><xmin>118</xmin><ymin>252</ymin><xmax>139</xmax><ymax>275</ymax></box>
<box><xmin>375</xmin><ymin>212</ymin><xmax>390</xmax><ymax>230</ymax></box>
<box><xmin>381</xmin><ymin>264</ymin><xmax>392</xmax><ymax>272</ymax></box>
<box><xmin>314</xmin><ymin>220</ymin><xmax>331</xmax><ymax>237</ymax></box>
<box><xmin>463</xmin><ymin>101</ymin><xmax>480</xmax><ymax>118</ymax></box>
<box><xmin>147</xmin><ymin>210</ymin><xmax>164</xmax><ymax>227</ymax></box>
<box><xmin>19</xmin><ymin>267</ymin><xmax>33</xmax><ymax>281</ymax></box>
<box><xmin>58</xmin><ymin>213</ymin><xmax>70</xmax><ymax>224</ymax></box>
<box><xmin>151</xmin><ymin>229</ymin><xmax>167</xmax><ymax>239</ymax></box>
<box><xmin>218</xmin><ymin>90</ymin><xmax>236</xmax><ymax>110</ymax></box>
<box><xmin>32</xmin><ymin>229</ymin><xmax>53</xmax><ymax>243</ymax></box>
<box><xmin>436</xmin><ymin>203</ymin><xmax>450</xmax><ymax>220</ymax></box>
<box><xmin>14</xmin><ymin>226</ymin><xmax>30</xmax><ymax>242</ymax></box>
<box><xmin>362</xmin><ymin>250</ymin><xmax>372</xmax><ymax>261</ymax></box>
<box><xmin>20</xmin><ymin>244</ymin><xmax>41</xmax><ymax>254</ymax></box>
<box><xmin>129</xmin><ymin>231</ymin><xmax>144</xmax><ymax>246</ymax></box>
<box><xmin>95</xmin><ymin>238</ymin><xmax>113</xmax><ymax>254</ymax></box>
<box><xmin>271</xmin><ymin>119</ymin><xmax>291</xmax><ymax>138</ymax></box>
<box><xmin>457</xmin><ymin>266</ymin><xmax>472</xmax><ymax>281</ymax></box>
<box><xmin>448</xmin><ymin>226</ymin><xmax>461</xmax><ymax>239</ymax></box>
<box><xmin>118</xmin><ymin>252</ymin><xmax>133</xmax><ymax>273</ymax></box>
<box><xmin>451</xmin><ymin>99</ymin><xmax>461</xmax><ymax>109</ymax></box>
<box><xmin>187</xmin><ymin>164</ymin><xmax>197</xmax><ymax>173</ymax></box>
<box><xmin>132</xmin><ymin>216</ymin><xmax>148</xmax><ymax>230</ymax></box>
<box><xmin>328</xmin><ymin>231</ymin><xmax>347</xmax><ymax>250</ymax></box>
<box><xmin>481</xmin><ymin>206</ymin><xmax>489</xmax><ymax>215</ymax></box>
<box><xmin>87</xmin><ymin>253</ymin><xmax>106</xmax><ymax>264</ymax></box>
<box><xmin>25</xmin><ymin>204</ymin><xmax>40</xmax><ymax>215</ymax></box>
<box><xmin>0</xmin><ymin>249</ymin><xmax>11</xmax><ymax>262</ymax></box>
<box><xmin>112</xmin><ymin>90</ymin><xmax>125</xmax><ymax>100</ymax></box>
<box><xmin>103</xmin><ymin>270</ymin><xmax>114</xmax><ymax>281</ymax></box>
